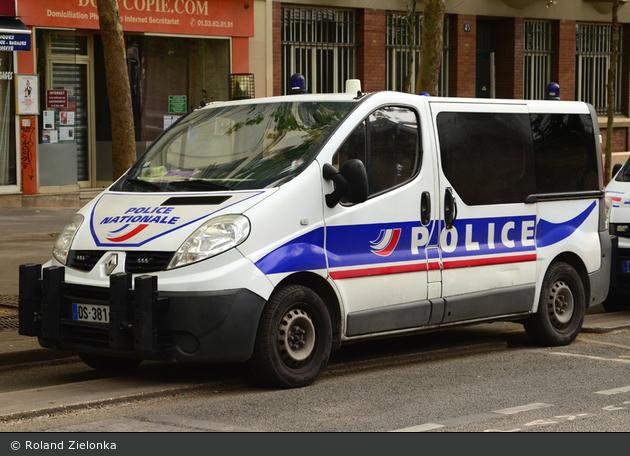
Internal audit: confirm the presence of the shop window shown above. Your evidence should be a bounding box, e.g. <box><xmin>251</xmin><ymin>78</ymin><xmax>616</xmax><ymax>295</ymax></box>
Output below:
<box><xmin>523</xmin><ymin>20</ymin><xmax>552</xmax><ymax>100</ymax></box>
<box><xmin>281</xmin><ymin>7</ymin><xmax>358</xmax><ymax>94</ymax></box>
<box><xmin>437</xmin><ymin>112</ymin><xmax>536</xmax><ymax>205</ymax></box>
<box><xmin>0</xmin><ymin>51</ymin><xmax>16</xmax><ymax>186</ymax></box>
<box><xmin>386</xmin><ymin>13</ymin><xmax>450</xmax><ymax>96</ymax></box>
<box><xmin>95</xmin><ymin>35</ymin><xmax>231</xmax><ymax>148</ymax></box>
<box><xmin>576</xmin><ymin>23</ymin><xmax>624</xmax><ymax>115</ymax></box>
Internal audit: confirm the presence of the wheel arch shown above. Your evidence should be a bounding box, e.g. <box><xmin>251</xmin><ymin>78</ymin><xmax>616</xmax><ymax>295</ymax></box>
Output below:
<box><xmin>549</xmin><ymin>252</ymin><xmax>591</xmax><ymax>308</ymax></box>
<box><xmin>275</xmin><ymin>272</ymin><xmax>343</xmax><ymax>350</ymax></box>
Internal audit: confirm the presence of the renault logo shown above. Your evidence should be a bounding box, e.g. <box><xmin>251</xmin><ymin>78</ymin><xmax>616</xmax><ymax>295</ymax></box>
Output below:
<box><xmin>104</xmin><ymin>254</ymin><xmax>119</xmax><ymax>276</ymax></box>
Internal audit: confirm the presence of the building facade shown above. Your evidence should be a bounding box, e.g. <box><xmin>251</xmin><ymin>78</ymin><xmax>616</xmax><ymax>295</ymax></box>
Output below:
<box><xmin>1</xmin><ymin>0</ymin><xmax>630</xmax><ymax>206</ymax></box>
<box><xmin>1</xmin><ymin>0</ymin><xmax>255</xmax><ymax>207</ymax></box>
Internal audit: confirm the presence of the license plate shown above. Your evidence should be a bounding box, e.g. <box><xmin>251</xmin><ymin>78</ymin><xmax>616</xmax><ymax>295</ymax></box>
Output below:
<box><xmin>624</xmin><ymin>261</ymin><xmax>630</xmax><ymax>273</ymax></box>
<box><xmin>72</xmin><ymin>303</ymin><xmax>110</xmax><ymax>324</ymax></box>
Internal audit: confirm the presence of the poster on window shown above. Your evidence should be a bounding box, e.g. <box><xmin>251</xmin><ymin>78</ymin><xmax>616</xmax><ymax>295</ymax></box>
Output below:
<box><xmin>42</xmin><ymin>130</ymin><xmax>58</xmax><ymax>144</ymax></box>
<box><xmin>59</xmin><ymin>127</ymin><xmax>74</xmax><ymax>141</ymax></box>
<box><xmin>43</xmin><ymin>111</ymin><xmax>55</xmax><ymax>129</ymax></box>
<box><xmin>60</xmin><ymin>111</ymin><xmax>75</xmax><ymax>125</ymax></box>
<box><xmin>15</xmin><ymin>74</ymin><xmax>39</xmax><ymax>115</ymax></box>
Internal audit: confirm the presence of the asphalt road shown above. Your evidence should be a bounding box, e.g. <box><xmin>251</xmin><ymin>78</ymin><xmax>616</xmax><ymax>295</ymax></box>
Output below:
<box><xmin>1</xmin><ymin>320</ymin><xmax>630</xmax><ymax>433</ymax></box>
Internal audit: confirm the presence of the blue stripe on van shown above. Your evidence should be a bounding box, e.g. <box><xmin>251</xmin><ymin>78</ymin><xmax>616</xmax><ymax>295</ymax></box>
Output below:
<box><xmin>255</xmin><ymin>228</ymin><xmax>327</xmax><ymax>275</ymax></box>
<box><xmin>536</xmin><ymin>201</ymin><xmax>596</xmax><ymax>248</ymax></box>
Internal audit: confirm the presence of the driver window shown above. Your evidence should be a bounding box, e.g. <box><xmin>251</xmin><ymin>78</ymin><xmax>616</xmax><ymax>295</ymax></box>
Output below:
<box><xmin>333</xmin><ymin>106</ymin><xmax>420</xmax><ymax>196</ymax></box>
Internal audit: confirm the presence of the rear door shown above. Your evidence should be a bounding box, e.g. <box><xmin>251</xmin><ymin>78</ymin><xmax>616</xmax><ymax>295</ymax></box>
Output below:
<box><xmin>430</xmin><ymin>101</ymin><xmax>538</xmax><ymax>323</ymax></box>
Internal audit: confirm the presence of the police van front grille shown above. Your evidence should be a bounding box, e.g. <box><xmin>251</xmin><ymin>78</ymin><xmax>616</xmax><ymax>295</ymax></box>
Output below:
<box><xmin>125</xmin><ymin>252</ymin><xmax>174</xmax><ymax>273</ymax></box>
<box><xmin>65</xmin><ymin>250</ymin><xmax>174</xmax><ymax>273</ymax></box>
<box><xmin>67</xmin><ymin>250</ymin><xmax>105</xmax><ymax>272</ymax></box>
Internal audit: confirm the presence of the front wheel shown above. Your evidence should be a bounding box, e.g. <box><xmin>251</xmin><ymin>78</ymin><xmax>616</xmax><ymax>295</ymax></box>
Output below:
<box><xmin>249</xmin><ymin>285</ymin><xmax>332</xmax><ymax>389</ymax></box>
<box><xmin>523</xmin><ymin>262</ymin><xmax>586</xmax><ymax>346</ymax></box>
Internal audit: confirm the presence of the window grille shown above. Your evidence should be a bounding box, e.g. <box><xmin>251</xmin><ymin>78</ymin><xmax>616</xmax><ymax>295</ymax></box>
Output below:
<box><xmin>281</xmin><ymin>7</ymin><xmax>358</xmax><ymax>94</ymax></box>
<box><xmin>385</xmin><ymin>13</ymin><xmax>450</xmax><ymax>96</ymax></box>
<box><xmin>523</xmin><ymin>21</ymin><xmax>552</xmax><ymax>100</ymax></box>
<box><xmin>576</xmin><ymin>23</ymin><xmax>624</xmax><ymax>115</ymax></box>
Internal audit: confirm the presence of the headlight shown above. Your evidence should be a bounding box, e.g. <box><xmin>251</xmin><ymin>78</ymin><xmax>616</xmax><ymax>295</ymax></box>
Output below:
<box><xmin>52</xmin><ymin>214</ymin><xmax>84</xmax><ymax>265</ymax></box>
<box><xmin>167</xmin><ymin>214</ymin><xmax>250</xmax><ymax>269</ymax></box>
<box><xmin>605</xmin><ymin>198</ymin><xmax>613</xmax><ymax>231</ymax></box>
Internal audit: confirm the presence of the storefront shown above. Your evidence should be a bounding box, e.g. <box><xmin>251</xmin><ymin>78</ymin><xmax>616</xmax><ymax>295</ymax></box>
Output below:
<box><xmin>0</xmin><ymin>2</ymin><xmax>31</xmax><ymax>203</ymax></box>
<box><xmin>8</xmin><ymin>0</ymin><xmax>253</xmax><ymax>202</ymax></box>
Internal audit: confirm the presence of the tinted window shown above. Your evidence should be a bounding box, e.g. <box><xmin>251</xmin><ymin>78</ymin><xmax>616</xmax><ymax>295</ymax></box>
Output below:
<box><xmin>531</xmin><ymin>113</ymin><xmax>599</xmax><ymax>193</ymax></box>
<box><xmin>334</xmin><ymin>106</ymin><xmax>420</xmax><ymax>196</ymax></box>
<box><xmin>437</xmin><ymin>112</ymin><xmax>536</xmax><ymax>205</ymax></box>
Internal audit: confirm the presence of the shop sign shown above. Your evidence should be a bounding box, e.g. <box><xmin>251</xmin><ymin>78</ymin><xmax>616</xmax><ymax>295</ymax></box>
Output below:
<box><xmin>19</xmin><ymin>0</ymin><xmax>254</xmax><ymax>38</ymax></box>
<box><xmin>0</xmin><ymin>34</ymin><xmax>31</xmax><ymax>51</ymax></box>
<box><xmin>47</xmin><ymin>89</ymin><xmax>68</xmax><ymax>108</ymax></box>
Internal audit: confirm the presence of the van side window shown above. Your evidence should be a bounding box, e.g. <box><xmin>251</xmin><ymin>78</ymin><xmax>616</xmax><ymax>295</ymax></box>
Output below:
<box><xmin>531</xmin><ymin>113</ymin><xmax>599</xmax><ymax>193</ymax></box>
<box><xmin>334</xmin><ymin>107</ymin><xmax>420</xmax><ymax>196</ymax></box>
<box><xmin>437</xmin><ymin>112</ymin><xmax>536</xmax><ymax>205</ymax></box>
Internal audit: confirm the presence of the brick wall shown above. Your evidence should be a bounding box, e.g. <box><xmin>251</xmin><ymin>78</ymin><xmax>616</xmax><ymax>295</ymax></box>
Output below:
<box><xmin>552</xmin><ymin>20</ymin><xmax>575</xmax><ymax>101</ymax></box>
<box><xmin>272</xmin><ymin>2</ymin><xmax>282</xmax><ymax>96</ymax></box>
<box><xmin>449</xmin><ymin>15</ymin><xmax>476</xmax><ymax>98</ymax></box>
<box><xmin>495</xmin><ymin>18</ymin><xmax>523</xmax><ymax>99</ymax></box>
<box><xmin>357</xmin><ymin>9</ymin><xmax>386</xmax><ymax>93</ymax></box>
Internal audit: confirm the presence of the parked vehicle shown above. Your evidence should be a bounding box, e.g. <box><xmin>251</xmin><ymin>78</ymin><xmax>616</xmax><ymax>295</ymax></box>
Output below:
<box><xmin>19</xmin><ymin>84</ymin><xmax>610</xmax><ymax>388</ymax></box>
<box><xmin>604</xmin><ymin>160</ymin><xmax>630</xmax><ymax>312</ymax></box>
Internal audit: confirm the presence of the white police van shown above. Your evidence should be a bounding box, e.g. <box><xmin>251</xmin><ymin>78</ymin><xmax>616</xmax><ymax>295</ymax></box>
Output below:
<box><xmin>19</xmin><ymin>84</ymin><xmax>610</xmax><ymax>388</ymax></box>
<box><xmin>604</xmin><ymin>160</ymin><xmax>630</xmax><ymax>311</ymax></box>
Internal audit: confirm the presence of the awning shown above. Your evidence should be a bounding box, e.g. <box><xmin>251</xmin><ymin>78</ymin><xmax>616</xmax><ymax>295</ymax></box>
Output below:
<box><xmin>0</xmin><ymin>18</ymin><xmax>31</xmax><ymax>52</ymax></box>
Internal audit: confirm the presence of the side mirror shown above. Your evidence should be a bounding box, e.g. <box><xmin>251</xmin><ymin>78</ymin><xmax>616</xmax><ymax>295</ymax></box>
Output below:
<box><xmin>613</xmin><ymin>163</ymin><xmax>623</xmax><ymax>178</ymax></box>
<box><xmin>323</xmin><ymin>160</ymin><xmax>368</xmax><ymax>208</ymax></box>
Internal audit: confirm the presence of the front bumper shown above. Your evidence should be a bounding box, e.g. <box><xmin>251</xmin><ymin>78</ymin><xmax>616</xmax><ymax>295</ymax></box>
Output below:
<box><xmin>18</xmin><ymin>264</ymin><xmax>266</xmax><ymax>363</ymax></box>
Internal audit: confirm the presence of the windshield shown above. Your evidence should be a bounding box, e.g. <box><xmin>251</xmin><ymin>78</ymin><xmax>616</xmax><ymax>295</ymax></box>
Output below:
<box><xmin>118</xmin><ymin>101</ymin><xmax>356</xmax><ymax>192</ymax></box>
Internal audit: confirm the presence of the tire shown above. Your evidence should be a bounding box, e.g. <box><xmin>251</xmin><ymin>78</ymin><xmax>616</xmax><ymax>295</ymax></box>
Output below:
<box><xmin>249</xmin><ymin>285</ymin><xmax>332</xmax><ymax>389</ymax></box>
<box><xmin>523</xmin><ymin>262</ymin><xmax>586</xmax><ymax>346</ymax></box>
<box><xmin>602</xmin><ymin>294</ymin><xmax>630</xmax><ymax>312</ymax></box>
<box><xmin>78</xmin><ymin>353</ymin><xmax>143</xmax><ymax>373</ymax></box>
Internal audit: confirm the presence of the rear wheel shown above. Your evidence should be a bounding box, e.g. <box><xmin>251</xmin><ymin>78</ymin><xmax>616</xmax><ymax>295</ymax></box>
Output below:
<box><xmin>249</xmin><ymin>285</ymin><xmax>332</xmax><ymax>389</ymax></box>
<box><xmin>78</xmin><ymin>353</ymin><xmax>142</xmax><ymax>373</ymax></box>
<box><xmin>524</xmin><ymin>262</ymin><xmax>585</xmax><ymax>346</ymax></box>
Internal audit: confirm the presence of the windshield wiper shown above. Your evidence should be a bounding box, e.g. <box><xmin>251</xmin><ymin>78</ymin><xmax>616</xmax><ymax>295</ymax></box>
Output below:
<box><xmin>168</xmin><ymin>179</ymin><xmax>232</xmax><ymax>191</ymax></box>
<box><xmin>126</xmin><ymin>177</ymin><xmax>165</xmax><ymax>192</ymax></box>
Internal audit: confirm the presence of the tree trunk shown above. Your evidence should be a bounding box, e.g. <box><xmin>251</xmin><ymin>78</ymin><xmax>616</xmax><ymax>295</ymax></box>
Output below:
<box><xmin>403</xmin><ymin>1</ymin><xmax>418</xmax><ymax>94</ymax></box>
<box><xmin>417</xmin><ymin>0</ymin><xmax>445</xmax><ymax>96</ymax></box>
<box><xmin>605</xmin><ymin>0</ymin><xmax>620</xmax><ymax>184</ymax></box>
<box><xmin>97</xmin><ymin>0</ymin><xmax>136</xmax><ymax>181</ymax></box>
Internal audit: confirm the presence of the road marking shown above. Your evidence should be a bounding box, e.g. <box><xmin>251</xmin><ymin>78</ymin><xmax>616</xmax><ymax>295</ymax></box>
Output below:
<box><xmin>595</xmin><ymin>385</ymin><xmax>630</xmax><ymax>395</ymax></box>
<box><xmin>391</xmin><ymin>423</ymin><xmax>445</xmax><ymax>432</ymax></box>
<box><xmin>392</xmin><ymin>403</ymin><xmax>554</xmax><ymax>432</ymax></box>
<box><xmin>602</xmin><ymin>405</ymin><xmax>627</xmax><ymax>411</ymax></box>
<box><xmin>493</xmin><ymin>403</ymin><xmax>552</xmax><ymax>415</ymax></box>
<box><xmin>548</xmin><ymin>352</ymin><xmax>630</xmax><ymax>364</ymax></box>
<box><xmin>576</xmin><ymin>337</ymin><xmax>630</xmax><ymax>351</ymax></box>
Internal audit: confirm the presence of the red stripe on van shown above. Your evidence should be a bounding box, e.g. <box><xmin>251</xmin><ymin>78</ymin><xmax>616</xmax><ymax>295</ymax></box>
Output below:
<box><xmin>330</xmin><ymin>255</ymin><xmax>536</xmax><ymax>280</ymax></box>
<box><xmin>330</xmin><ymin>262</ymin><xmax>429</xmax><ymax>280</ymax></box>
<box><xmin>442</xmin><ymin>254</ymin><xmax>537</xmax><ymax>269</ymax></box>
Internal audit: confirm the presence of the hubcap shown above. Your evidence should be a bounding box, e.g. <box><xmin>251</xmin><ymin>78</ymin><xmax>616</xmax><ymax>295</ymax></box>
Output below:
<box><xmin>548</xmin><ymin>280</ymin><xmax>574</xmax><ymax>326</ymax></box>
<box><xmin>277</xmin><ymin>308</ymin><xmax>316</xmax><ymax>366</ymax></box>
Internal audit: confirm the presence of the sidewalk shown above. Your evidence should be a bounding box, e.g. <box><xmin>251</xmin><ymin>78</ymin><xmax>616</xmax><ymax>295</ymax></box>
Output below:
<box><xmin>1</xmin><ymin>206</ymin><xmax>630</xmax><ymax>367</ymax></box>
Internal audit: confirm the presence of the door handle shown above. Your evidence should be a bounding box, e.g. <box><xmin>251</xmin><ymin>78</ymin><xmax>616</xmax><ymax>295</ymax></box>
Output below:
<box><xmin>444</xmin><ymin>187</ymin><xmax>457</xmax><ymax>229</ymax></box>
<box><xmin>421</xmin><ymin>191</ymin><xmax>431</xmax><ymax>226</ymax></box>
